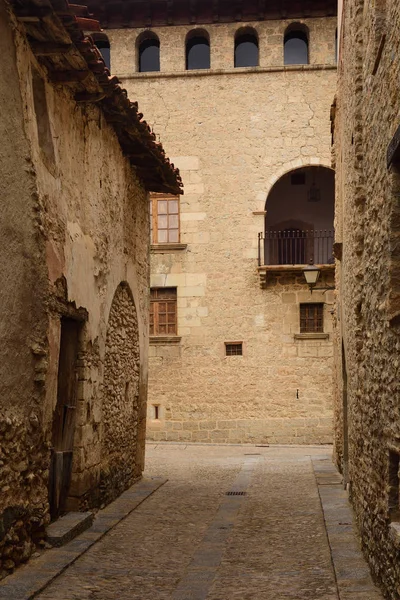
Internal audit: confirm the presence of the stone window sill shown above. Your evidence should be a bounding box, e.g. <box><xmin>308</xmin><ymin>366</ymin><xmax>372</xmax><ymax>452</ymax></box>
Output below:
<box><xmin>151</xmin><ymin>243</ymin><xmax>187</xmax><ymax>253</ymax></box>
<box><xmin>294</xmin><ymin>333</ymin><xmax>330</xmax><ymax>340</ymax></box>
<box><xmin>119</xmin><ymin>64</ymin><xmax>337</xmax><ymax>80</ymax></box>
<box><xmin>150</xmin><ymin>336</ymin><xmax>181</xmax><ymax>345</ymax></box>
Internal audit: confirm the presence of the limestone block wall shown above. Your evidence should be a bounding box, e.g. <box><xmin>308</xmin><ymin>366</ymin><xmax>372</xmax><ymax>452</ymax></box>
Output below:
<box><xmin>0</xmin><ymin>7</ymin><xmax>149</xmax><ymax>577</ymax></box>
<box><xmin>334</xmin><ymin>0</ymin><xmax>400</xmax><ymax>597</ymax></box>
<box><xmin>108</xmin><ymin>18</ymin><xmax>338</xmax><ymax>444</ymax></box>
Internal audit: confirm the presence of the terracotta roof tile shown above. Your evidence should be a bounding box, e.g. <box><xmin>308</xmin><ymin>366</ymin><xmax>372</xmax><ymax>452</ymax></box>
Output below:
<box><xmin>11</xmin><ymin>0</ymin><xmax>183</xmax><ymax>195</ymax></box>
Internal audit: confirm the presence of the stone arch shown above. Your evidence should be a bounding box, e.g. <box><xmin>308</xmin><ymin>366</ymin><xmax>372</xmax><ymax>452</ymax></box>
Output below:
<box><xmin>100</xmin><ymin>282</ymin><xmax>141</xmax><ymax>505</ymax></box>
<box><xmin>264</xmin><ymin>165</ymin><xmax>335</xmax><ymax>265</ymax></box>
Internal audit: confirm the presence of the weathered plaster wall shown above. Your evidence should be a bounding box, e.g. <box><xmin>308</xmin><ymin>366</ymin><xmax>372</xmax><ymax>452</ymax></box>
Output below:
<box><xmin>334</xmin><ymin>0</ymin><xmax>400</xmax><ymax>597</ymax></box>
<box><xmin>0</xmin><ymin>5</ymin><xmax>149</xmax><ymax>577</ymax></box>
<box><xmin>110</xmin><ymin>19</ymin><xmax>337</xmax><ymax>444</ymax></box>
<box><xmin>0</xmin><ymin>1</ymin><xmax>50</xmax><ymax>577</ymax></box>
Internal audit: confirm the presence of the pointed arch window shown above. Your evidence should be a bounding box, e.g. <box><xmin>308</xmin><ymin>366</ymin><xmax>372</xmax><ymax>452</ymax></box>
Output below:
<box><xmin>138</xmin><ymin>32</ymin><xmax>160</xmax><ymax>72</ymax></box>
<box><xmin>186</xmin><ymin>30</ymin><xmax>210</xmax><ymax>70</ymax></box>
<box><xmin>284</xmin><ymin>24</ymin><xmax>309</xmax><ymax>65</ymax></box>
<box><xmin>234</xmin><ymin>28</ymin><xmax>259</xmax><ymax>67</ymax></box>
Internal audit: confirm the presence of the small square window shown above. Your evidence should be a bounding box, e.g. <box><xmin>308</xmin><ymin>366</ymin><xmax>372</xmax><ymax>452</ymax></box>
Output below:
<box><xmin>300</xmin><ymin>303</ymin><xmax>324</xmax><ymax>333</ymax></box>
<box><xmin>225</xmin><ymin>342</ymin><xmax>243</xmax><ymax>356</ymax></box>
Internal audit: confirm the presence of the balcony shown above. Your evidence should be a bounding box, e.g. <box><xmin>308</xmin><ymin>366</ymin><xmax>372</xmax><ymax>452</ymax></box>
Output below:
<box><xmin>258</xmin><ymin>229</ymin><xmax>335</xmax><ymax>285</ymax></box>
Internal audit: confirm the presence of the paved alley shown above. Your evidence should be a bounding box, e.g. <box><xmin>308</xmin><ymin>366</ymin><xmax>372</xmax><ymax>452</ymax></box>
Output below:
<box><xmin>1</xmin><ymin>444</ymin><xmax>383</xmax><ymax>600</ymax></box>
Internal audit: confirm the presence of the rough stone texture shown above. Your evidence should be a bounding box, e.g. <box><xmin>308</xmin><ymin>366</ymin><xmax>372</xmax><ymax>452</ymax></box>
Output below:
<box><xmin>100</xmin><ymin>283</ymin><xmax>141</xmax><ymax>506</ymax></box>
<box><xmin>108</xmin><ymin>17</ymin><xmax>338</xmax><ymax>443</ymax></box>
<box><xmin>333</xmin><ymin>0</ymin><xmax>400</xmax><ymax>598</ymax></box>
<box><xmin>0</xmin><ymin>3</ymin><xmax>151</xmax><ymax>578</ymax></box>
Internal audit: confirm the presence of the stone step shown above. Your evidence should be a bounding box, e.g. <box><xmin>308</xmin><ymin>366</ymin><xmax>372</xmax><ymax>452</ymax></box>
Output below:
<box><xmin>46</xmin><ymin>512</ymin><xmax>94</xmax><ymax>547</ymax></box>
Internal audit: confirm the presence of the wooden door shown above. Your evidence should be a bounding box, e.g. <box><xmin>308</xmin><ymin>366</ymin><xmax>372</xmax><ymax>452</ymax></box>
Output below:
<box><xmin>49</xmin><ymin>318</ymin><xmax>80</xmax><ymax>519</ymax></box>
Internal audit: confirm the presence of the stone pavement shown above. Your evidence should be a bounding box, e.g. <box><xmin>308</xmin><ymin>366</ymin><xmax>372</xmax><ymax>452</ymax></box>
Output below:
<box><xmin>0</xmin><ymin>444</ymin><xmax>384</xmax><ymax>600</ymax></box>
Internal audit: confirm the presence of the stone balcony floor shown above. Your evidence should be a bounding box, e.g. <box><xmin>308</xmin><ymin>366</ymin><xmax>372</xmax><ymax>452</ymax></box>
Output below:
<box><xmin>0</xmin><ymin>443</ymin><xmax>383</xmax><ymax>600</ymax></box>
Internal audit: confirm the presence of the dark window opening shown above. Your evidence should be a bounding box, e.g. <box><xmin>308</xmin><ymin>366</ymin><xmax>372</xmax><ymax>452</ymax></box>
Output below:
<box><xmin>153</xmin><ymin>404</ymin><xmax>160</xmax><ymax>420</ymax></box>
<box><xmin>94</xmin><ymin>39</ymin><xmax>111</xmax><ymax>70</ymax></box>
<box><xmin>150</xmin><ymin>288</ymin><xmax>177</xmax><ymax>336</ymax></box>
<box><xmin>389</xmin><ymin>451</ymin><xmax>400</xmax><ymax>520</ymax></box>
<box><xmin>186</xmin><ymin>33</ymin><xmax>210</xmax><ymax>70</ymax></box>
<box><xmin>139</xmin><ymin>36</ymin><xmax>160</xmax><ymax>72</ymax></box>
<box><xmin>225</xmin><ymin>342</ymin><xmax>243</xmax><ymax>356</ymax></box>
<box><xmin>235</xmin><ymin>31</ymin><xmax>259</xmax><ymax>67</ymax></box>
<box><xmin>284</xmin><ymin>29</ymin><xmax>309</xmax><ymax>65</ymax></box>
<box><xmin>300</xmin><ymin>303</ymin><xmax>324</xmax><ymax>333</ymax></box>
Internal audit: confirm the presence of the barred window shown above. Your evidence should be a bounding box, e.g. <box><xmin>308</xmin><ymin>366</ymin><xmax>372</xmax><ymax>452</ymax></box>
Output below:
<box><xmin>225</xmin><ymin>342</ymin><xmax>243</xmax><ymax>356</ymax></box>
<box><xmin>150</xmin><ymin>288</ymin><xmax>177</xmax><ymax>336</ymax></box>
<box><xmin>300</xmin><ymin>303</ymin><xmax>324</xmax><ymax>333</ymax></box>
<box><xmin>150</xmin><ymin>194</ymin><xmax>180</xmax><ymax>244</ymax></box>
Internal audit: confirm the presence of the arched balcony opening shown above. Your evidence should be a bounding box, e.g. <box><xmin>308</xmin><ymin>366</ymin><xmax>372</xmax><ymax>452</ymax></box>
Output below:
<box><xmin>137</xmin><ymin>31</ymin><xmax>160</xmax><ymax>72</ymax></box>
<box><xmin>186</xmin><ymin>29</ymin><xmax>210</xmax><ymax>70</ymax></box>
<box><xmin>284</xmin><ymin>24</ymin><xmax>309</xmax><ymax>65</ymax></box>
<box><xmin>234</xmin><ymin>27</ymin><xmax>259</xmax><ymax>68</ymax></box>
<box><xmin>259</xmin><ymin>166</ymin><xmax>335</xmax><ymax>267</ymax></box>
<box><xmin>92</xmin><ymin>33</ymin><xmax>111</xmax><ymax>70</ymax></box>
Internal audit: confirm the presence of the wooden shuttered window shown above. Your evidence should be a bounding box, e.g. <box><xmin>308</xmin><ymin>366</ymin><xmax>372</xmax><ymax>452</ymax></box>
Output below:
<box><xmin>150</xmin><ymin>193</ymin><xmax>180</xmax><ymax>244</ymax></box>
<box><xmin>300</xmin><ymin>303</ymin><xmax>324</xmax><ymax>333</ymax></box>
<box><xmin>150</xmin><ymin>288</ymin><xmax>177</xmax><ymax>335</ymax></box>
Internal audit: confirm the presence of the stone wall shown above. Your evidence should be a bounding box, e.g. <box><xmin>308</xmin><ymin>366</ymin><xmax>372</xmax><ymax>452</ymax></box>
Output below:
<box><xmin>108</xmin><ymin>17</ymin><xmax>337</xmax><ymax>444</ymax></box>
<box><xmin>100</xmin><ymin>283</ymin><xmax>141</xmax><ymax>506</ymax></box>
<box><xmin>0</xmin><ymin>4</ymin><xmax>150</xmax><ymax>577</ymax></box>
<box><xmin>334</xmin><ymin>0</ymin><xmax>400</xmax><ymax>597</ymax></box>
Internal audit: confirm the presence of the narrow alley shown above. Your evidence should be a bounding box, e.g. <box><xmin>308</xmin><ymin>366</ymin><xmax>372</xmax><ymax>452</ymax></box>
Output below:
<box><xmin>0</xmin><ymin>444</ymin><xmax>383</xmax><ymax>600</ymax></box>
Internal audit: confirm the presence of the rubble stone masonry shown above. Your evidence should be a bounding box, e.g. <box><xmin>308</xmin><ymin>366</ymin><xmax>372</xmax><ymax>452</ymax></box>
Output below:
<box><xmin>109</xmin><ymin>17</ymin><xmax>338</xmax><ymax>444</ymax></box>
<box><xmin>0</xmin><ymin>3</ymin><xmax>150</xmax><ymax>577</ymax></box>
<box><xmin>334</xmin><ymin>0</ymin><xmax>400</xmax><ymax>597</ymax></box>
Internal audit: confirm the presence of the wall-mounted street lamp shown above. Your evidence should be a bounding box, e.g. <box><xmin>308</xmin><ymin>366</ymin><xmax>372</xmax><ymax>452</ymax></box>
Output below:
<box><xmin>303</xmin><ymin>260</ymin><xmax>335</xmax><ymax>293</ymax></box>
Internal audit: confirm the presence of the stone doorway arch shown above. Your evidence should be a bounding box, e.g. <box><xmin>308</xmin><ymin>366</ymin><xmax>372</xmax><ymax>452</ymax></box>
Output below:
<box><xmin>100</xmin><ymin>282</ymin><xmax>141</xmax><ymax>505</ymax></box>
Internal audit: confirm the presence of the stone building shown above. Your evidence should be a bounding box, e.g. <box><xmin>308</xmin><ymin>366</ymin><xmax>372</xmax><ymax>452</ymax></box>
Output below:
<box><xmin>87</xmin><ymin>0</ymin><xmax>338</xmax><ymax>445</ymax></box>
<box><xmin>0</xmin><ymin>0</ymin><xmax>180</xmax><ymax>577</ymax></box>
<box><xmin>333</xmin><ymin>0</ymin><xmax>400</xmax><ymax>597</ymax></box>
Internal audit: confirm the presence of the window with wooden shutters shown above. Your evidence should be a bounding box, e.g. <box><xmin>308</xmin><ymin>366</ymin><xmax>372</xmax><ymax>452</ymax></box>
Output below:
<box><xmin>150</xmin><ymin>194</ymin><xmax>180</xmax><ymax>244</ymax></box>
<box><xmin>150</xmin><ymin>288</ymin><xmax>177</xmax><ymax>335</ymax></box>
<box><xmin>300</xmin><ymin>303</ymin><xmax>324</xmax><ymax>333</ymax></box>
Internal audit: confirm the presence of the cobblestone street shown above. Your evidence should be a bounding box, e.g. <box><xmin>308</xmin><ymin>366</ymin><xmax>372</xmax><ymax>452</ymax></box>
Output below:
<box><xmin>1</xmin><ymin>444</ymin><xmax>383</xmax><ymax>600</ymax></box>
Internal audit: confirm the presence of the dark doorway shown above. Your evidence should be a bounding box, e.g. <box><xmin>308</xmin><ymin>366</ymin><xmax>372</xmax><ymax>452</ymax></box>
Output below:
<box><xmin>49</xmin><ymin>318</ymin><xmax>81</xmax><ymax>519</ymax></box>
<box><xmin>278</xmin><ymin>228</ymin><xmax>306</xmax><ymax>264</ymax></box>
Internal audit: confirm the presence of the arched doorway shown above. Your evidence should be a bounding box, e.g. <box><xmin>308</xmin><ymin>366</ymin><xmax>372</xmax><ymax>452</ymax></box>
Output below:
<box><xmin>100</xmin><ymin>282</ymin><xmax>141</xmax><ymax>505</ymax></box>
<box><xmin>264</xmin><ymin>166</ymin><xmax>335</xmax><ymax>266</ymax></box>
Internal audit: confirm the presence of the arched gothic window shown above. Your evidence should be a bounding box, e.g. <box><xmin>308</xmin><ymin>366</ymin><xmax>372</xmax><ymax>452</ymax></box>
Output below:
<box><xmin>93</xmin><ymin>33</ymin><xmax>111</xmax><ymax>70</ymax></box>
<box><xmin>234</xmin><ymin>28</ymin><xmax>259</xmax><ymax>67</ymax></box>
<box><xmin>186</xmin><ymin>30</ymin><xmax>210</xmax><ymax>70</ymax></box>
<box><xmin>284</xmin><ymin>25</ymin><xmax>309</xmax><ymax>65</ymax></box>
<box><xmin>138</xmin><ymin>32</ymin><xmax>160</xmax><ymax>72</ymax></box>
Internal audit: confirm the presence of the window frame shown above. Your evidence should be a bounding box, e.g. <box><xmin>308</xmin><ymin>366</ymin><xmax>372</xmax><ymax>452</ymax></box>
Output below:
<box><xmin>150</xmin><ymin>288</ymin><xmax>178</xmax><ymax>336</ymax></box>
<box><xmin>284</xmin><ymin>24</ymin><xmax>309</xmax><ymax>65</ymax></box>
<box><xmin>150</xmin><ymin>193</ymin><xmax>180</xmax><ymax>245</ymax></box>
<box><xmin>300</xmin><ymin>303</ymin><xmax>324</xmax><ymax>334</ymax></box>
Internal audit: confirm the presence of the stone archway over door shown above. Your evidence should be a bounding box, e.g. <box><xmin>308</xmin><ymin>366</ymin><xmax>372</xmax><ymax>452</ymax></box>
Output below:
<box><xmin>100</xmin><ymin>283</ymin><xmax>141</xmax><ymax>505</ymax></box>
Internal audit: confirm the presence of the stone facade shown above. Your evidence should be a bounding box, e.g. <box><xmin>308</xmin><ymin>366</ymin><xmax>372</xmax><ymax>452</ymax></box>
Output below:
<box><xmin>0</xmin><ymin>0</ymin><xmax>179</xmax><ymax>579</ymax></box>
<box><xmin>104</xmin><ymin>12</ymin><xmax>338</xmax><ymax>444</ymax></box>
<box><xmin>333</xmin><ymin>0</ymin><xmax>400</xmax><ymax>597</ymax></box>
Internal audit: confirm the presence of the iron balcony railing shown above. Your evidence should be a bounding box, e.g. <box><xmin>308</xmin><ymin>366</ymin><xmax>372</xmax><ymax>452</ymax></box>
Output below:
<box><xmin>258</xmin><ymin>229</ymin><xmax>334</xmax><ymax>267</ymax></box>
